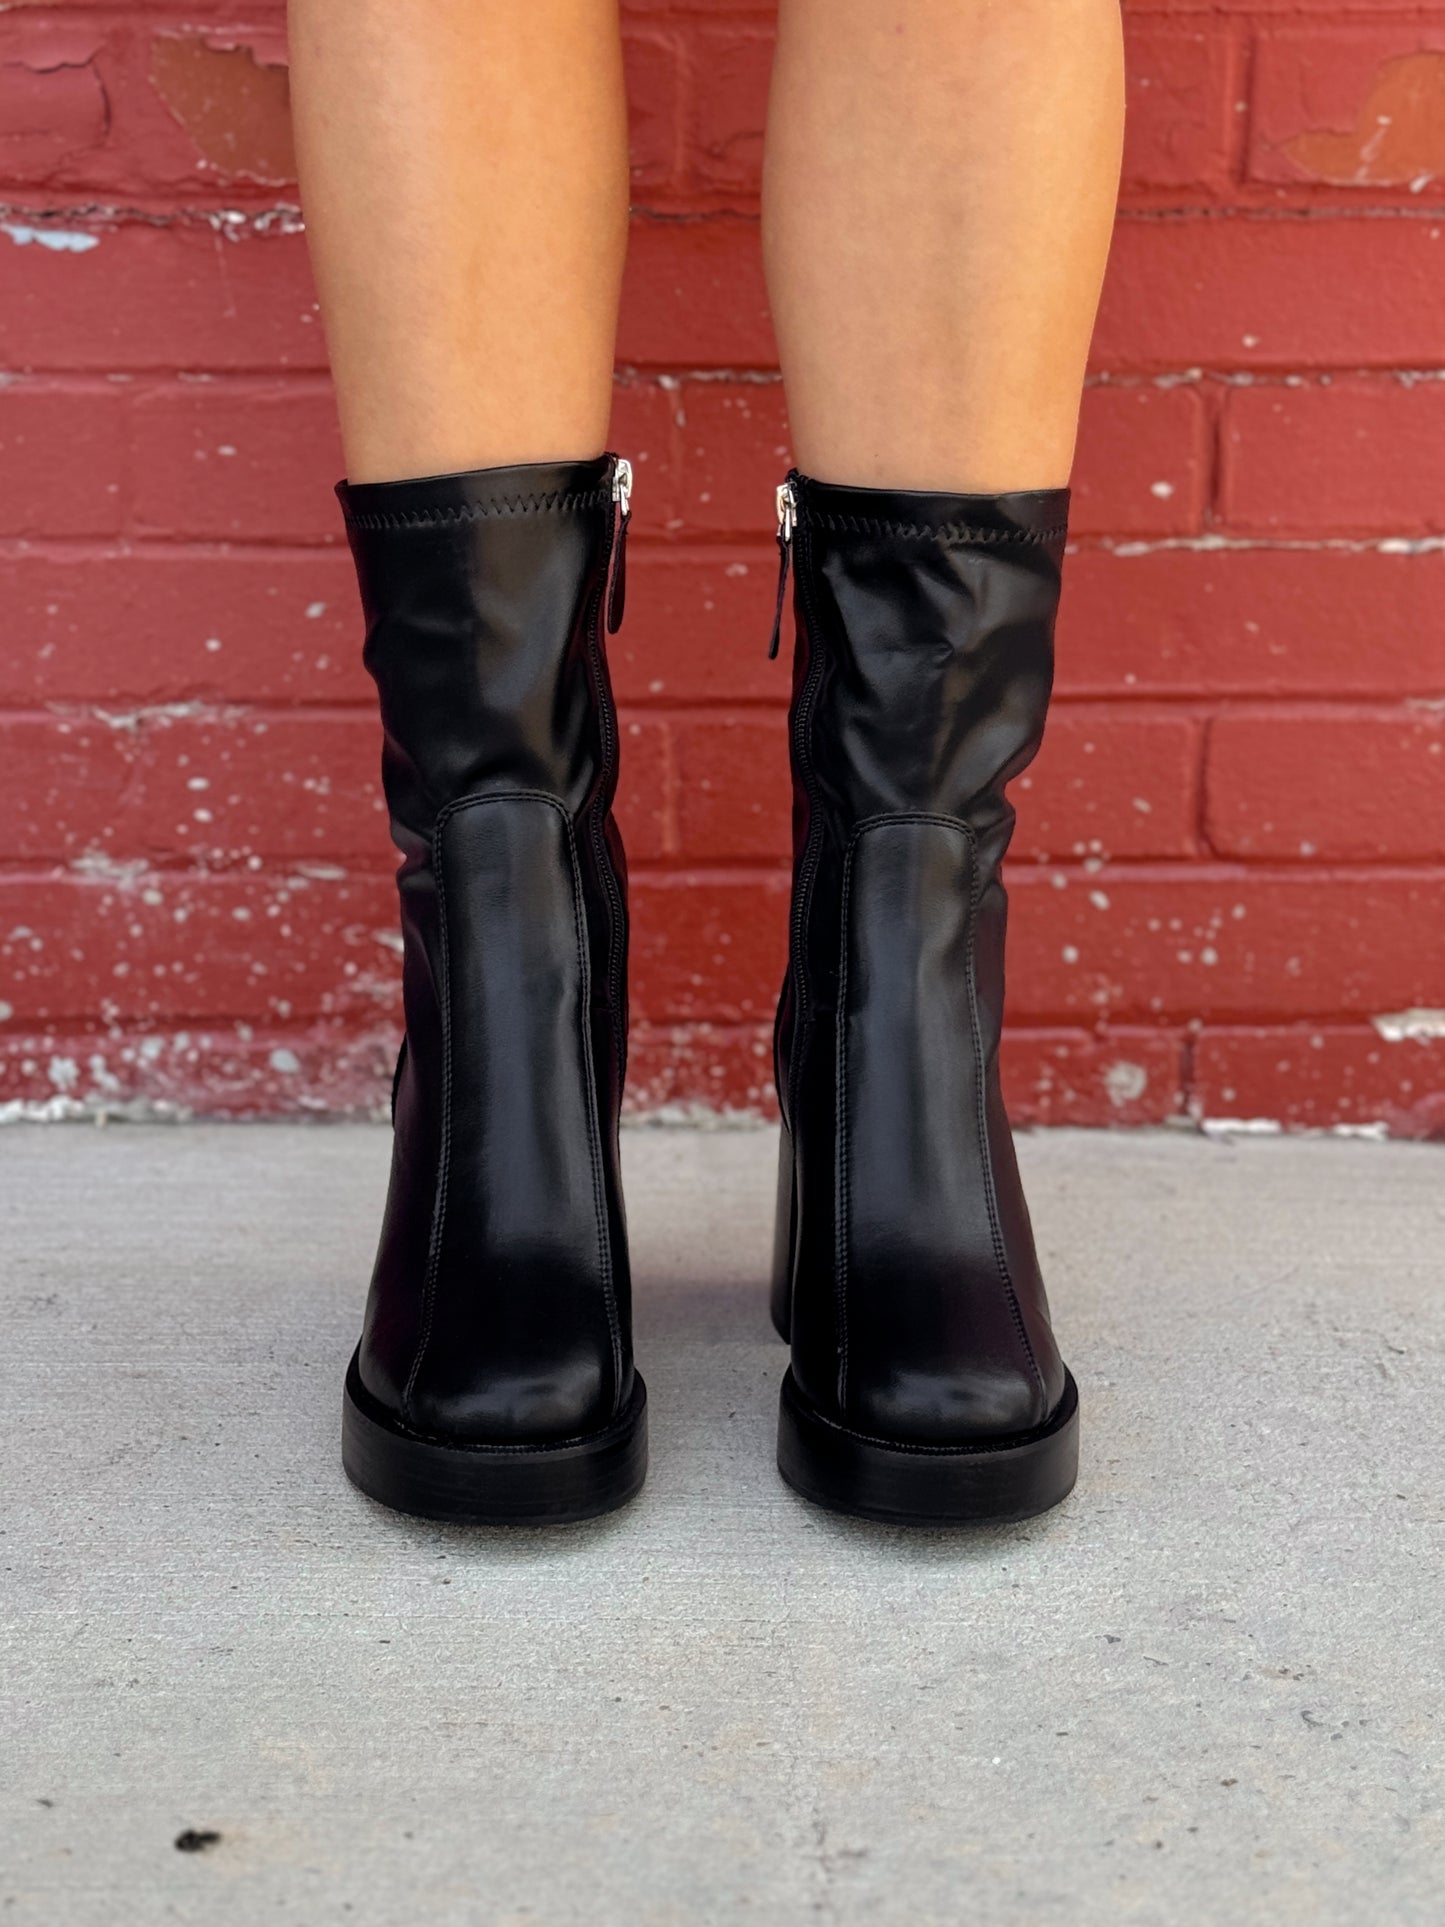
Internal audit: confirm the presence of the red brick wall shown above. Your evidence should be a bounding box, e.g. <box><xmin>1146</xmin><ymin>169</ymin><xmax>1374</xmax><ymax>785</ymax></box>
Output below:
<box><xmin>1</xmin><ymin>0</ymin><xmax>1443</xmax><ymax>1131</ymax></box>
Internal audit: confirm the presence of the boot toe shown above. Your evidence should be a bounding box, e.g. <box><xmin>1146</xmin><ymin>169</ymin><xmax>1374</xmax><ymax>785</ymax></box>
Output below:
<box><xmin>404</xmin><ymin>1354</ymin><xmax>616</xmax><ymax>1446</ymax></box>
<box><xmin>847</xmin><ymin>1361</ymin><xmax>1059</xmax><ymax>1447</ymax></box>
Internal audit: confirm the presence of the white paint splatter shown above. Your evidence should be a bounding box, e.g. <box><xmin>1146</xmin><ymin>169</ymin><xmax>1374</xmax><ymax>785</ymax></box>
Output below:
<box><xmin>1371</xmin><ymin>1007</ymin><xmax>1445</xmax><ymax>1042</ymax></box>
<box><xmin>1104</xmin><ymin>1060</ymin><xmax>1148</xmax><ymax>1107</ymax></box>
<box><xmin>3</xmin><ymin>224</ymin><xmax>99</xmax><ymax>254</ymax></box>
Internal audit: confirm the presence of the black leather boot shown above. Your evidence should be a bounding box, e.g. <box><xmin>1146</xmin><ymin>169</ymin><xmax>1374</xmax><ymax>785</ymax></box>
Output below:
<box><xmin>337</xmin><ymin>455</ymin><xmax>646</xmax><ymax>1523</ymax></box>
<box><xmin>767</xmin><ymin>470</ymin><xmax>1079</xmax><ymax>1526</ymax></box>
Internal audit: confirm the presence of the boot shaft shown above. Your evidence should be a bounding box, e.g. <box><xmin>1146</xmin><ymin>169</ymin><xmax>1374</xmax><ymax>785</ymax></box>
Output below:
<box><xmin>779</xmin><ymin>470</ymin><xmax>1067</xmax><ymax>868</ymax></box>
<box><xmin>339</xmin><ymin>456</ymin><xmax>628</xmax><ymax>847</ymax></box>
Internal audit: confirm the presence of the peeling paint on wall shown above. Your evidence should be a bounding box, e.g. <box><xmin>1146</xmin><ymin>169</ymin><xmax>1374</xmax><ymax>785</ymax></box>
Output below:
<box><xmin>1282</xmin><ymin>53</ymin><xmax>1445</xmax><ymax>189</ymax></box>
<box><xmin>150</xmin><ymin>33</ymin><xmax>295</xmax><ymax>186</ymax></box>
<box><xmin>2</xmin><ymin>222</ymin><xmax>98</xmax><ymax>252</ymax></box>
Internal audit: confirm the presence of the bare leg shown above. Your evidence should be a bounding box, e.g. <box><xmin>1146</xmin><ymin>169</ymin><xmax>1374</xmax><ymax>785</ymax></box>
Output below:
<box><xmin>288</xmin><ymin>0</ymin><xmax>629</xmax><ymax>483</ymax></box>
<box><xmin>763</xmin><ymin>0</ymin><xmax>1124</xmax><ymax>491</ymax></box>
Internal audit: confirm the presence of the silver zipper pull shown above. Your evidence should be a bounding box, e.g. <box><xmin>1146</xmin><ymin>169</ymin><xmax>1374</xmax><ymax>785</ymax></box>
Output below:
<box><xmin>607</xmin><ymin>456</ymin><xmax>632</xmax><ymax>634</ymax></box>
<box><xmin>768</xmin><ymin>477</ymin><xmax>797</xmax><ymax>660</ymax></box>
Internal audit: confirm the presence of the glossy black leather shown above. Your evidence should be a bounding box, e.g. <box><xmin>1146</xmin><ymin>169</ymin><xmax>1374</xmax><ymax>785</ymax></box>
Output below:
<box><xmin>338</xmin><ymin>456</ymin><xmax>632</xmax><ymax>1445</ymax></box>
<box><xmin>773</xmin><ymin>471</ymin><xmax>1072</xmax><ymax>1445</ymax></box>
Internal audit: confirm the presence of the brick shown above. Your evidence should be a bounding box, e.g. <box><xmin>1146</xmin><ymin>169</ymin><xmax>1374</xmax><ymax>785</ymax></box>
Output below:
<box><xmin>0</xmin><ymin>717</ymin><xmax>131</xmax><ymax>861</ymax></box>
<box><xmin>1093</xmin><ymin>216</ymin><xmax>1445</xmax><ymax>373</ymax></box>
<box><xmin>625</xmin><ymin>1020</ymin><xmax>776</xmax><ymax>1115</ymax></box>
<box><xmin>0</xmin><ymin>711</ymin><xmax>387</xmax><ymax>868</ymax></box>
<box><xmin>1220</xmin><ymin>378</ymin><xmax>1445</xmax><ymax>538</ymax></box>
<box><xmin>0</xmin><ymin>19</ymin><xmax>110</xmax><ymax>183</ymax></box>
<box><xmin>1206</xmin><ymin>710</ymin><xmax>1445</xmax><ymax>861</ymax></box>
<box><xmin>675</xmin><ymin>378</ymin><xmax>790</xmax><ymax>535</ymax></box>
<box><xmin>0</xmin><ymin>382</ymin><xmax>126</xmax><ymax>537</ymax></box>
<box><xmin>618</xmin><ymin>214</ymin><xmax>775</xmax><ymax>368</ymax></box>
<box><xmin>128</xmin><ymin>380</ymin><xmax>343</xmax><ymax>541</ymax></box>
<box><xmin>0</xmin><ymin>212</ymin><xmax>771</xmax><ymax>379</ymax></box>
<box><xmin>0</xmin><ymin>1</ymin><xmax>286</xmax><ymax>16</ymax></box>
<box><xmin>688</xmin><ymin>25</ymin><xmax>772</xmax><ymax>197</ymax></box>
<box><xmin>609</xmin><ymin>374</ymin><xmax>681</xmax><ymax>535</ymax></box>
<box><xmin>624</xmin><ymin>30</ymin><xmax>681</xmax><ymax>195</ymax></box>
<box><xmin>0</xmin><ymin>221</ymin><xmax>325</xmax><ymax>373</ymax></box>
<box><xmin>149</xmin><ymin>29</ymin><xmax>295</xmax><ymax>186</ymax></box>
<box><xmin>1007</xmin><ymin>870</ymin><xmax>1443</xmax><ymax>1025</ymax></box>
<box><xmin>11</xmin><ymin>699</ymin><xmax>671</xmax><ymax>878</ymax></box>
<box><xmin>623</xmin><ymin>0</ymin><xmax>772</xmax><ymax>15</ymax></box>
<box><xmin>611</xmin><ymin>546</ymin><xmax>785</xmax><ymax>707</ymax></box>
<box><xmin>674</xmin><ymin>711</ymin><xmax>789</xmax><ymax>862</ymax></box>
<box><xmin>119</xmin><ymin>713</ymin><xmax>388</xmax><ymax>864</ymax></box>
<box><xmin>629</xmin><ymin>871</ymin><xmax>789</xmax><ymax>1024</ymax></box>
<box><xmin>614</xmin><ymin>714</ymin><xmax>674</xmax><ymax>863</ymax></box>
<box><xmin>1250</xmin><ymin>27</ymin><xmax>1445</xmax><ymax>193</ymax></box>
<box><xmin>1001</xmin><ymin>1029</ymin><xmax>1186</xmax><ymax>1127</ymax></box>
<box><xmin>1058</xmin><ymin>549</ymin><xmax>1445</xmax><ymax>700</ymax></box>
<box><xmin>0</xmin><ymin>1024</ymin><xmax>397</xmax><ymax>1120</ymax></box>
<box><xmin>1072</xmin><ymin>383</ymin><xmax>1209</xmax><ymax>537</ymax></box>
<box><xmin>0</xmin><ymin>547</ymin><xmax>366</xmax><ymax>707</ymax></box>
<box><xmin>1121</xmin><ymin>22</ymin><xmax>1236</xmax><ymax>195</ymax></box>
<box><xmin>1124</xmin><ymin>0</ymin><xmax>1296</xmax><ymax>12</ymax></box>
<box><xmin>1017</xmin><ymin>711</ymin><xmax>1200</xmax><ymax>860</ymax></box>
<box><xmin>0</xmin><ymin>18</ymin><xmax>299</xmax><ymax>202</ymax></box>
<box><xmin>0</xmin><ymin>870</ymin><xmax>395</xmax><ymax>1026</ymax></box>
<box><xmin>1194</xmin><ymin>1026</ymin><xmax>1445</xmax><ymax>1137</ymax></box>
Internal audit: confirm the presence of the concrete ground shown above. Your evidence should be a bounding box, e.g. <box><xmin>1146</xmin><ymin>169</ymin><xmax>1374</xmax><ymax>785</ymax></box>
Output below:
<box><xmin>2</xmin><ymin>1122</ymin><xmax>1442</xmax><ymax>1925</ymax></box>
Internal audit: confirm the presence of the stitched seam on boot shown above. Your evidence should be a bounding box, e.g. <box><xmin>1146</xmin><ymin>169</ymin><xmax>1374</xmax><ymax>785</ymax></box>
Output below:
<box><xmin>404</xmin><ymin>798</ymin><xmax>461</xmax><ymax>1426</ymax></box>
<box><xmin>402</xmin><ymin>790</ymin><xmax>619</xmax><ymax>1425</ymax></box>
<box><xmin>833</xmin><ymin>838</ymin><xmax>857</xmax><ymax>1413</ymax></box>
<box><xmin>558</xmin><ymin>804</ymin><xmax>625</xmax><ymax>1404</ymax></box>
<box><xmin>342</xmin><ymin>487</ymin><xmax>611</xmax><ymax>532</ymax></box>
<box><xmin>800</xmin><ymin>512</ymin><xmax>1066</xmax><ymax>546</ymax></box>
<box><xmin>962</xmin><ymin>826</ymin><xmax>1047</xmax><ymax>1403</ymax></box>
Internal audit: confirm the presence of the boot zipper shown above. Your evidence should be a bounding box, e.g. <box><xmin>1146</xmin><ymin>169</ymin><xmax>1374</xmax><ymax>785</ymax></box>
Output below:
<box><xmin>771</xmin><ymin>471</ymin><xmax>826</xmax><ymax>1131</ymax></box>
<box><xmin>767</xmin><ymin>476</ymin><xmax>797</xmax><ymax>659</ymax></box>
<box><xmin>606</xmin><ymin>456</ymin><xmax>632</xmax><ymax>634</ymax></box>
<box><xmin>589</xmin><ymin>455</ymin><xmax>633</xmax><ymax>1402</ymax></box>
<box><xmin>593</xmin><ymin>455</ymin><xmax>631</xmax><ymax>1007</ymax></box>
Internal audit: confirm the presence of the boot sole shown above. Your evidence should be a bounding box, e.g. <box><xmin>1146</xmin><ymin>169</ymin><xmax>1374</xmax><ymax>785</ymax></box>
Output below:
<box><xmin>777</xmin><ymin>1367</ymin><xmax>1078</xmax><ymax>1527</ymax></box>
<box><xmin>342</xmin><ymin>1351</ymin><xmax>648</xmax><ymax>1526</ymax></box>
